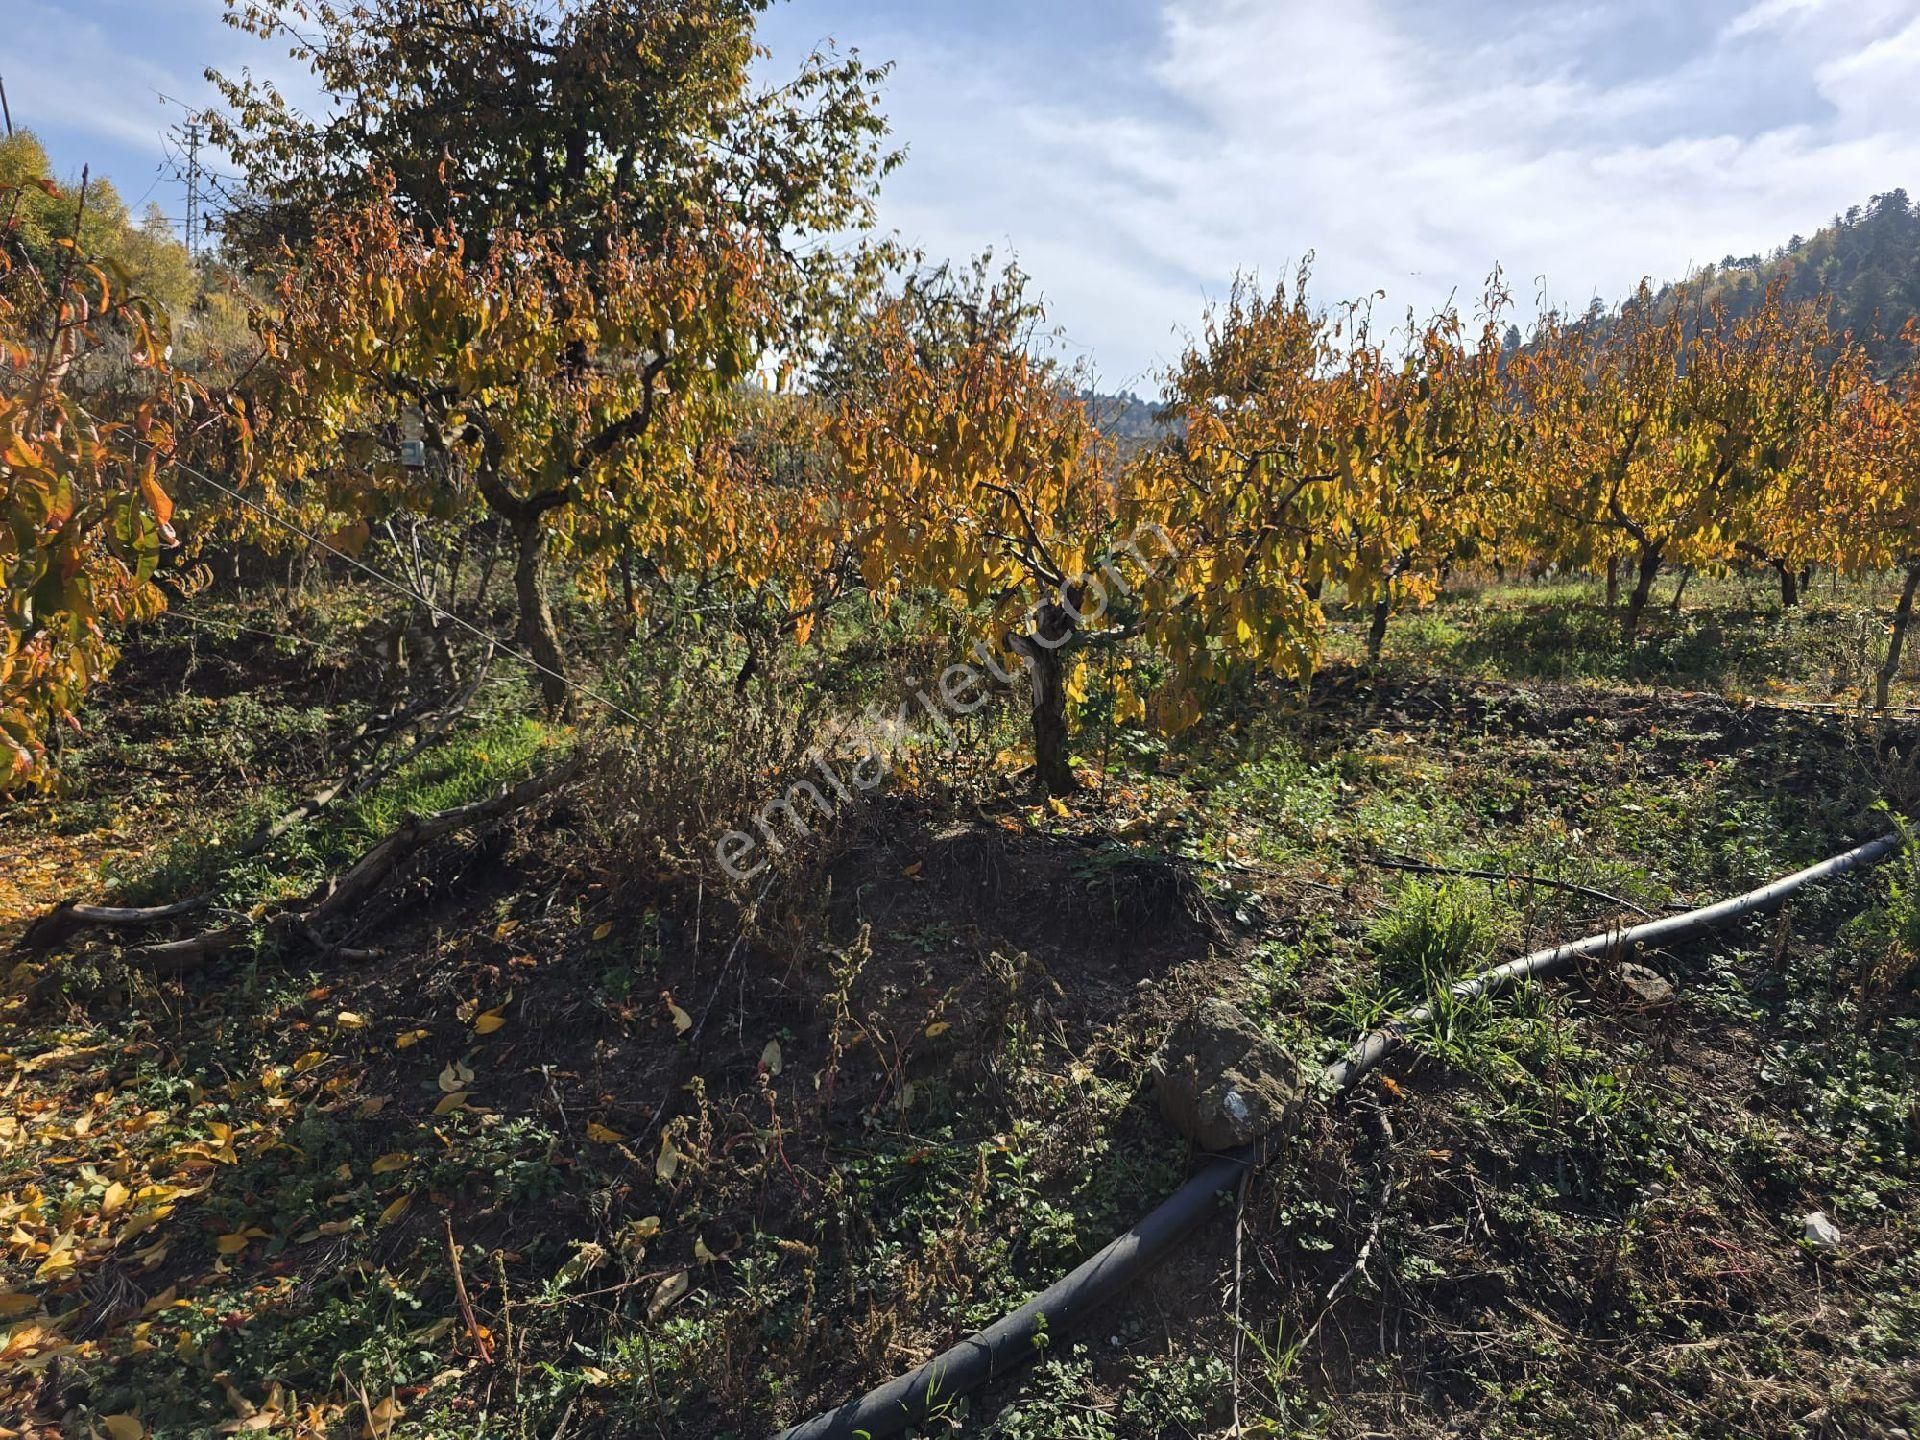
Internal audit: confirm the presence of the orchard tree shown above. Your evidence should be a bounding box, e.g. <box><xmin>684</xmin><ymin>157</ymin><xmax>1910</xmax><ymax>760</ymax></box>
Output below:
<box><xmin>1334</xmin><ymin>282</ymin><xmax>1517</xmax><ymax>662</ymax></box>
<box><xmin>1824</xmin><ymin>351</ymin><xmax>1920</xmax><ymax>709</ymax></box>
<box><xmin>824</xmin><ymin>262</ymin><xmax>1114</xmax><ymax>795</ymax></box>
<box><xmin>251</xmin><ymin>199</ymin><xmax>779</xmax><ymax>712</ymax></box>
<box><xmin>1118</xmin><ymin>269</ymin><xmax>1351</xmax><ymax>729</ymax></box>
<box><xmin>0</xmin><ymin>168</ymin><xmax>199</xmax><ymax>788</ymax></box>
<box><xmin>1516</xmin><ymin>281</ymin><xmax>1834</xmax><ymax>639</ymax></box>
<box><xmin>222</xmin><ymin>0</ymin><xmax>895</xmax><ymax>710</ymax></box>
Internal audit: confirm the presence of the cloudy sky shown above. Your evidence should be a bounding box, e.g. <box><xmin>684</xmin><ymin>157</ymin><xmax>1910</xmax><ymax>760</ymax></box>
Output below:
<box><xmin>11</xmin><ymin>0</ymin><xmax>1920</xmax><ymax>390</ymax></box>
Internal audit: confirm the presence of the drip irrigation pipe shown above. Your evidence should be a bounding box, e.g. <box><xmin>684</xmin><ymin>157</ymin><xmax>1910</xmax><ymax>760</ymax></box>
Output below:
<box><xmin>772</xmin><ymin>830</ymin><xmax>1904</xmax><ymax>1440</ymax></box>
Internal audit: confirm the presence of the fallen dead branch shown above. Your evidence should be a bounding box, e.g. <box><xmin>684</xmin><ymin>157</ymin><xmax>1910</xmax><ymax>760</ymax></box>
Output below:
<box><xmin>122</xmin><ymin>751</ymin><xmax>581</xmax><ymax>975</ymax></box>
<box><xmin>19</xmin><ymin>657</ymin><xmax>492</xmax><ymax>954</ymax></box>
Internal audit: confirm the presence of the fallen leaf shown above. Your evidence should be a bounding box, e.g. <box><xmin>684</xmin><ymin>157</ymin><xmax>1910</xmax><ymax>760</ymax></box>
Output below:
<box><xmin>901</xmin><ymin>860</ymin><xmax>923</xmax><ymax>877</ymax></box>
<box><xmin>376</xmin><ymin>1193</ymin><xmax>413</xmax><ymax>1227</ymax></box>
<box><xmin>647</xmin><ymin>1270</ymin><xmax>690</xmax><ymax>1318</ymax></box>
<box><xmin>140</xmin><ymin>1285</ymin><xmax>178</xmax><ymax>1316</ymax></box>
<box><xmin>924</xmin><ymin>1021</ymin><xmax>951</xmax><ymax>1039</ymax></box>
<box><xmin>394</xmin><ymin>1030</ymin><xmax>430</xmax><ymax>1049</ymax></box>
<box><xmin>585</xmin><ymin>1122</ymin><xmax>625</xmax><ymax>1143</ymax></box>
<box><xmin>656</xmin><ymin>1133</ymin><xmax>681</xmax><ymax>1183</ymax></box>
<box><xmin>335</xmin><ymin>1011</ymin><xmax>367</xmax><ymax>1031</ymax></box>
<box><xmin>361</xmin><ymin>1395</ymin><xmax>403</xmax><ymax>1439</ymax></box>
<box><xmin>432</xmin><ymin>1092</ymin><xmax>468</xmax><ymax>1116</ymax></box>
<box><xmin>102</xmin><ymin>1415</ymin><xmax>145</xmax><ymax>1440</ymax></box>
<box><xmin>667</xmin><ymin>1002</ymin><xmax>693</xmax><ymax>1035</ymax></box>
<box><xmin>437</xmin><ymin>1060</ymin><xmax>473</xmax><ymax>1093</ymax></box>
<box><xmin>472</xmin><ymin>1009</ymin><xmax>507</xmax><ymax>1035</ymax></box>
<box><xmin>759</xmin><ymin>1039</ymin><xmax>783</xmax><ymax>1075</ymax></box>
<box><xmin>579</xmin><ymin>1365</ymin><xmax>612</xmax><ymax>1386</ymax></box>
<box><xmin>0</xmin><ymin>1292</ymin><xmax>38</xmax><ymax>1318</ymax></box>
<box><xmin>591</xmin><ymin>922</ymin><xmax>613</xmax><ymax>941</ymax></box>
<box><xmin>371</xmin><ymin>1152</ymin><xmax>411</xmax><ymax>1174</ymax></box>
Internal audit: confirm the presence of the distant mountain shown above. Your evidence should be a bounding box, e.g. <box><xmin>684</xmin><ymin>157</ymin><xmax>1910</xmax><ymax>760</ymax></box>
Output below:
<box><xmin>1078</xmin><ymin>389</ymin><xmax>1168</xmax><ymax>449</ymax></box>
<box><xmin>1691</xmin><ymin>188</ymin><xmax>1920</xmax><ymax>368</ymax></box>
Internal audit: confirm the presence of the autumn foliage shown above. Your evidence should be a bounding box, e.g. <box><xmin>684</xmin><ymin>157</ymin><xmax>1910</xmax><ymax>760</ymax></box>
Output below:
<box><xmin>0</xmin><ymin>170</ymin><xmax>198</xmax><ymax>788</ymax></box>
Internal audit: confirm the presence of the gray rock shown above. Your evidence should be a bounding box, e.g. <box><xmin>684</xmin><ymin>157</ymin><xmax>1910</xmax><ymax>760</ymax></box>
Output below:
<box><xmin>1617</xmin><ymin>961</ymin><xmax>1677</xmax><ymax>1010</ymax></box>
<box><xmin>1153</xmin><ymin>998</ymin><xmax>1306</xmax><ymax>1150</ymax></box>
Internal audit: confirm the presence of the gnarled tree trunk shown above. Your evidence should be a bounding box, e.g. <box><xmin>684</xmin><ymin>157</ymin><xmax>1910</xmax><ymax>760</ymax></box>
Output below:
<box><xmin>1776</xmin><ymin>560</ymin><xmax>1799</xmax><ymax>609</ymax></box>
<box><xmin>1622</xmin><ymin>540</ymin><xmax>1664</xmax><ymax>642</ymax></box>
<box><xmin>1876</xmin><ymin>562</ymin><xmax>1920</xmax><ymax>712</ymax></box>
<box><xmin>510</xmin><ymin>512</ymin><xmax>572</xmax><ymax>717</ymax></box>
<box><xmin>1011</xmin><ymin>596</ymin><xmax>1077</xmax><ymax>796</ymax></box>
<box><xmin>1366</xmin><ymin>595</ymin><xmax>1391</xmax><ymax>665</ymax></box>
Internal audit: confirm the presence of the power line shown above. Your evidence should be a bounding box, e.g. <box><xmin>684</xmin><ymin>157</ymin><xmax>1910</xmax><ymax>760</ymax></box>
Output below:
<box><xmin>130</xmin><ymin>436</ymin><xmax>651</xmax><ymax>728</ymax></box>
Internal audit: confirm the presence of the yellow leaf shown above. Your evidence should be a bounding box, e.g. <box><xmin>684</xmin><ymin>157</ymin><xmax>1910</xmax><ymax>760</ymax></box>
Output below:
<box><xmin>395</xmin><ymin>1030</ymin><xmax>430</xmax><ymax>1049</ymax></box>
<box><xmin>437</xmin><ymin>1061</ymin><xmax>473</xmax><ymax>1093</ymax></box>
<box><xmin>656</xmin><ymin>1133</ymin><xmax>681</xmax><ymax>1183</ymax></box>
<box><xmin>585</xmin><ymin>1122</ymin><xmax>625</xmax><ymax>1143</ymax></box>
<box><xmin>924</xmin><ymin>1021</ymin><xmax>951</xmax><ymax>1039</ymax></box>
<box><xmin>376</xmin><ymin>1193</ymin><xmax>413</xmax><ymax>1227</ymax></box>
<box><xmin>1047</xmin><ymin>797</ymin><xmax>1071</xmax><ymax>819</ymax></box>
<box><xmin>579</xmin><ymin>1366</ymin><xmax>612</xmax><ymax>1387</ymax></box>
<box><xmin>0</xmin><ymin>1292</ymin><xmax>38</xmax><ymax>1318</ymax></box>
<box><xmin>292</xmin><ymin>1050</ymin><xmax>329</xmax><ymax>1074</ymax></box>
<box><xmin>102</xmin><ymin>1415</ymin><xmax>145</xmax><ymax>1440</ymax></box>
<box><xmin>371</xmin><ymin>1152</ymin><xmax>410</xmax><ymax>1174</ymax></box>
<box><xmin>472</xmin><ymin>1009</ymin><xmax>507</xmax><ymax>1035</ymax></box>
<box><xmin>668</xmin><ymin>1002</ymin><xmax>693</xmax><ymax>1035</ymax></box>
<box><xmin>432</xmin><ymin>1092</ymin><xmax>468</xmax><ymax>1116</ymax></box>
<box><xmin>216</xmin><ymin>1232</ymin><xmax>251</xmax><ymax>1255</ymax></box>
<box><xmin>335</xmin><ymin>1011</ymin><xmax>367</xmax><ymax>1031</ymax></box>
<box><xmin>361</xmin><ymin>1395</ymin><xmax>403</xmax><ymax>1439</ymax></box>
<box><xmin>591</xmin><ymin>922</ymin><xmax>613</xmax><ymax>941</ymax></box>
<box><xmin>140</xmin><ymin>1285</ymin><xmax>178</xmax><ymax>1316</ymax></box>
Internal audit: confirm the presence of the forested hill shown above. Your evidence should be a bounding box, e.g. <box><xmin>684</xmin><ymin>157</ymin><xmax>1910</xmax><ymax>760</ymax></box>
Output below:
<box><xmin>1078</xmin><ymin>388</ymin><xmax>1166</xmax><ymax>447</ymax></box>
<box><xmin>1692</xmin><ymin>187</ymin><xmax>1920</xmax><ymax>366</ymax></box>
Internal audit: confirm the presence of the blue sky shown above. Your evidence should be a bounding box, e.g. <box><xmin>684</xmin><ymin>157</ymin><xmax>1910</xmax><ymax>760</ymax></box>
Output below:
<box><xmin>12</xmin><ymin>0</ymin><xmax>1920</xmax><ymax>390</ymax></box>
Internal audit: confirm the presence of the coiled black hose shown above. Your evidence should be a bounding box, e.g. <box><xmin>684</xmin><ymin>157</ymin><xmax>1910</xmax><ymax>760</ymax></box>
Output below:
<box><xmin>773</xmin><ymin>832</ymin><xmax>1903</xmax><ymax>1440</ymax></box>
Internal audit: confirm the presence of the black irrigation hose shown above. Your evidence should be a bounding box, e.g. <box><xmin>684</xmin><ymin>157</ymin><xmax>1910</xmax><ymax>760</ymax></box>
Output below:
<box><xmin>772</xmin><ymin>831</ymin><xmax>1905</xmax><ymax>1440</ymax></box>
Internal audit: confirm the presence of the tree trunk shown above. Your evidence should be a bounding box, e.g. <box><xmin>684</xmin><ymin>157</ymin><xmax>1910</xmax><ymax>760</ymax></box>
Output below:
<box><xmin>511</xmin><ymin>514</ymin><xmax>571</xmax><ymax>716</ymax></box>
<box><xmin>1012</xmin><ymin>597</ymin><xmax>1076</xmax><ymax>797</ymax></box>
<box><xmin>1668</xmin><ymin>566</ymin><xmax>1692</xmax><ymax>615</ymax></box>
<box><xmin>1775</xmin><ymin>561</ymin><xmax>1799</xmax><ymax>609</ymax></box>
<box><xmin>1622</xmin><ymin>541</ymin><xmax>1663</xmax><ymax>642</ymax></box>
<box><xmin>1605</xmin><ymin>554</ymin><xmax>1620</xmax><ymax>612</ymax></box>
<box><xmin>1366</xmin><ymin>595</ymin><xmax>1391</xmax><ymax>665</ymax></box>
<box><xmin>619</xmin><ymin>553</ymin><xmax>639</xmax><ymax>635</ymax></box>
<box><xmin>1875</xmin><ymin>562</ymin><xmax>1920</xmax><ymax>712</ymax></box>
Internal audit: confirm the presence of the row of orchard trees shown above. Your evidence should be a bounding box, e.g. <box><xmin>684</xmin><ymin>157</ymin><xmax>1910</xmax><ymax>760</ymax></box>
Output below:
<box><xmin>6</xmin><ymin>0</ymin><xmax>1920</xmax><ymax>802</ymax></box>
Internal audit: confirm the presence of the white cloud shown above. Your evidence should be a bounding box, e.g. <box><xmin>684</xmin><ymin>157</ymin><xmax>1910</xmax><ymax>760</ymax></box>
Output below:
<box><xmin>818</xmin><ymin>0</ymin><xmax>1920</xmax><ymax>387</ymax></box>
